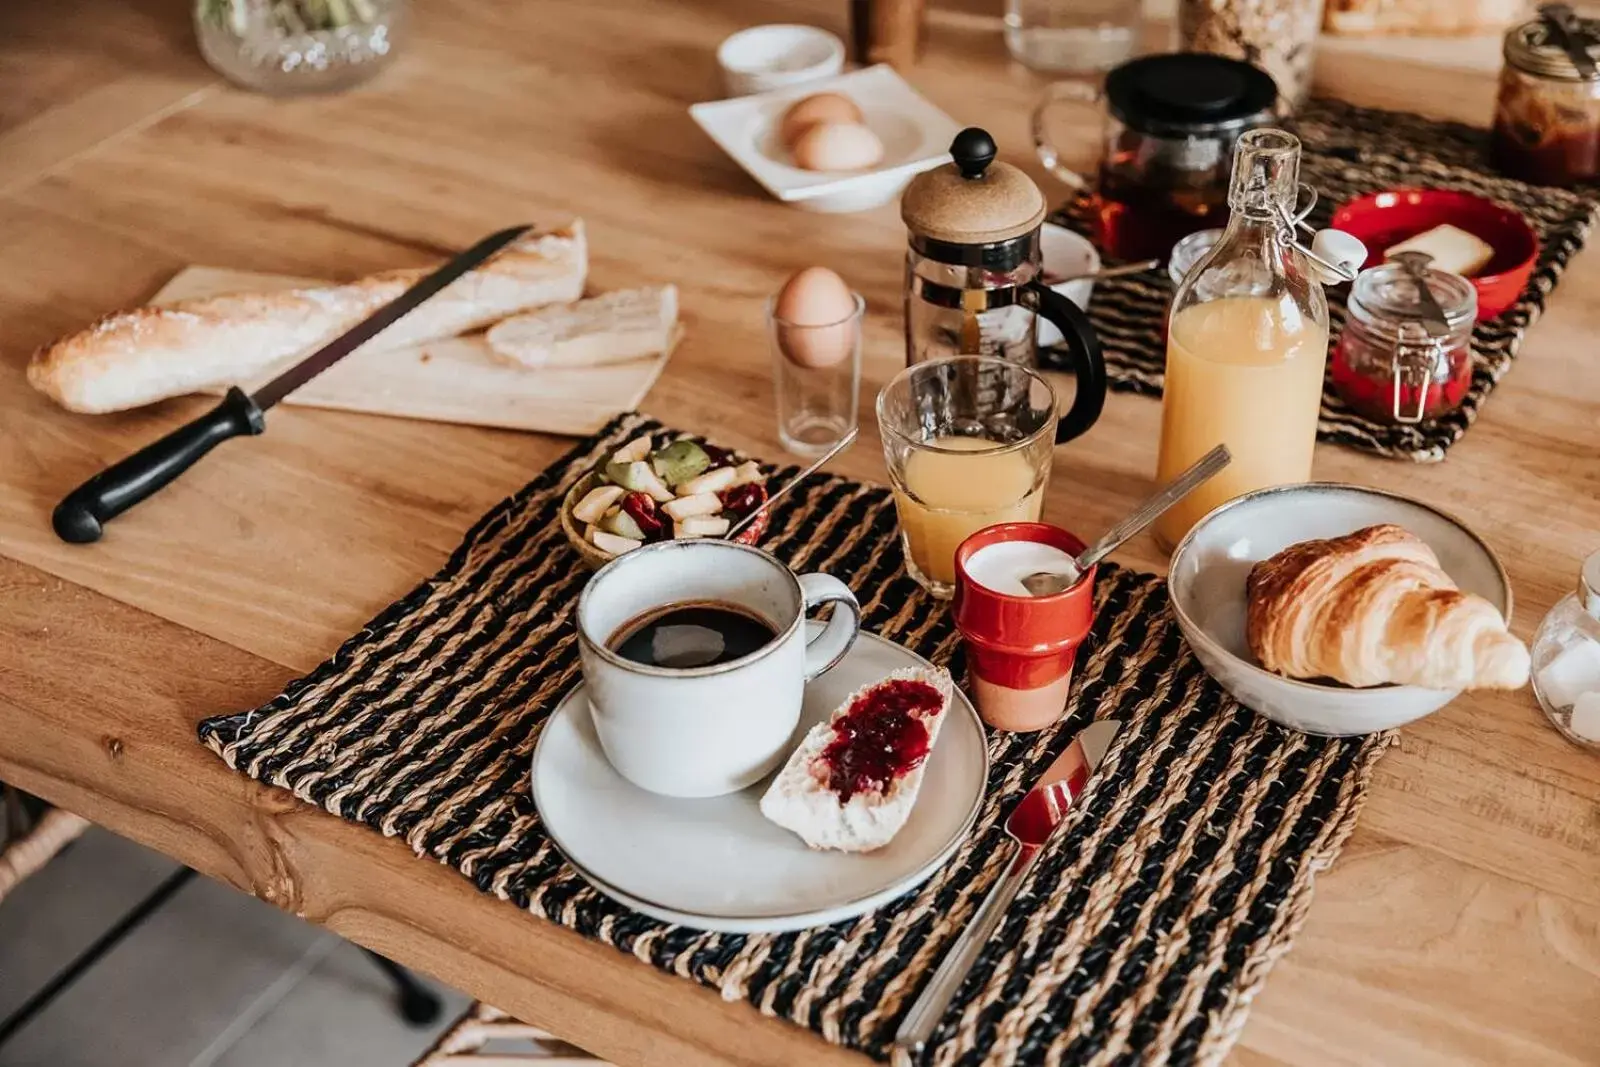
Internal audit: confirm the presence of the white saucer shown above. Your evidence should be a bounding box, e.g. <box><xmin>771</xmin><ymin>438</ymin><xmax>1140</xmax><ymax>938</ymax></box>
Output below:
<box><xmin>531</xmin><ymin>628</ymin><xmax>988</xmax><ymax>933</ymax></box>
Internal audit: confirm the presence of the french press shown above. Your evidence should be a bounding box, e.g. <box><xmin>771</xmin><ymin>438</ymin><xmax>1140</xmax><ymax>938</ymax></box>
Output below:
<box><xmin>899</xmin><ymin>128</ymin><xmax>1108</xmax><ymax>445</ymax></box>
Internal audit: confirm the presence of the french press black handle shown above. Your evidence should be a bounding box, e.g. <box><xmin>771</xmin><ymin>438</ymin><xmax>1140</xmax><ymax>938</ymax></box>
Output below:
<box><xmin>1021</xmin><ymin>282</ymin><xmax>1108</xmax><ymax>444</ymax></box>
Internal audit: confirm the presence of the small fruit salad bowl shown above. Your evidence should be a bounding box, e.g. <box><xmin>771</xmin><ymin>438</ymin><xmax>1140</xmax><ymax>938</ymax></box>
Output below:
<box><xmin>560</xmin><ymin>431</ymin><xmax>772</xmax><ymax>568</ymax></box>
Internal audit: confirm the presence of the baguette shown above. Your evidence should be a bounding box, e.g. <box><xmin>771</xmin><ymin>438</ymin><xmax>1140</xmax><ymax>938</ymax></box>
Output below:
<box><xmin>486</xmin><ymin>284</ymin><xmax>677</xmax><ymax>368</ymax></box>
<box><xmin>28</xmin><ymin>222</ymin><xmax>587</xmax><ymax>414</ymax></box>
<box><xmin>1323</xmin><ymin>0</ymin><xmax>1527</xmax><ymax>37</ymax></box>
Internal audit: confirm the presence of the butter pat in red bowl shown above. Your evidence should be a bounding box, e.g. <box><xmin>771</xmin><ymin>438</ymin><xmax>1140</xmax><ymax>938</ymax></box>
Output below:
<box><xmin>1331</xmin><ymin>189</ymin><xmax>1538</xmax><ymax>321</ymax></box>
<box><xmin>954</xmin><ymin>523</ymin><xmax>1095</xmax><ymax>733</ymax></box>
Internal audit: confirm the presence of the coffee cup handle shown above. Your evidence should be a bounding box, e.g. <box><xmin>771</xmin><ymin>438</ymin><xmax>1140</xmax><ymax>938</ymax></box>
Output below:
<box><xmin>1032</xmin><ymin>81</ymin><xmax>1102</xmax><ymax>191</ymax></box>
<box><xmin>798</xmin><ymin>573</ymin><xmax>861</xmax><ymax>682</ymax></box>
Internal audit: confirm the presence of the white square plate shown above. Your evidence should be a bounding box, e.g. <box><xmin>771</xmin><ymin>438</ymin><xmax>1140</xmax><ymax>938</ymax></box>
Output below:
<box><xmin>689</xmin><ymin>65</ymin><xmax>963</xmax><ymax>213</ymax></box>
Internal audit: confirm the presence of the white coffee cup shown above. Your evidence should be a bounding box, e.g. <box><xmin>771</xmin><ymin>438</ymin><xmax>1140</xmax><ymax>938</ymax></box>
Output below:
<box><xmin>575</xmin><ymin>539</ymin><xmax>861</xmax><ymax>798</ymax></box>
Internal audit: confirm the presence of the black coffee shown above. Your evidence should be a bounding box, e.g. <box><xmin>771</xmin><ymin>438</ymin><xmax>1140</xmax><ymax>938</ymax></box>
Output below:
<box><xmin>607</xmin><ymin>600</ymin><xmax>777</xmax><ymax>670</ymax></box>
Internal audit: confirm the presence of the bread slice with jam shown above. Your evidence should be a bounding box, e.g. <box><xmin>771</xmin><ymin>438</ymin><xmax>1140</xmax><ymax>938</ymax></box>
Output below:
<box><xmin>760</xmin><ymin>666</ymin><xmax>953</xmax><ymax>852</ymax></box>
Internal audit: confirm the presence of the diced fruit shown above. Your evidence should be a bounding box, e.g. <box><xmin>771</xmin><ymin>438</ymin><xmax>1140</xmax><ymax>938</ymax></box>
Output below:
<box><xmin>605</xmin><ymin>460</ymin><xmax>674</xmax><ymax>503</ymax></box>
<box><xmin>619</xmin><ymin>492</ymin><xmax>666</xmax><ymax>539</ymax></box>
<box><xmin>700</xmin><ymin>442</ymin><xmax>734</xmax><ymax>468</ymax></box>
<box><xmin>602</xmin><ymin>508</ymin><xmax>647</xmax><ymax>540</ymax></box>
<box><xmin>662</xmin><ymin>493</ymin><xmax>722</xmax><ymax>520</ymax></box>
<box><xmin>571</xmin><ymin>484</ymin><xmax>625</xmax><ymax>525</ymax></box>
<box><xmin>729</xmin><ymin>461</ymin><xmax>763</xmax><ymax>487</ymax></box>
<box><xmin>719</xmin><ymin>482</ymin><xmax>766</xmax><ymax>517</ymax></box>
<box><xmin>650</xmin><ymin>440</ymin><xmax>711</xmax><ymax>487</ymax></box>
<box><xmin>589</xmin><ymin>528</ymin><xmax>643</xmax><ymax>555</ymax></box>
<box><xmin>678</xmin><ymin>466</ymin><xmax>737</xmax><ymax>496</ymax></box>
<box><xmin>676</xmin><ymin>515</ymin><xmax>731</xmax><ymax>538</ymax></box>
<box><xmin>611</xmin><ymin>436</ymin><xmax>653</xmax><ymax>464</ymax></box>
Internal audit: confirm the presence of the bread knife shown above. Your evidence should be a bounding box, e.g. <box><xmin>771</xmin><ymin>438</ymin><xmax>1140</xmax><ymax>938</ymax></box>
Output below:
<box><xmin>52</xmin><ymin>224</ymin><xmax>534</xmax><ymax>544</ymax></box>
<box><xmin>892</xmin><ymin>719</ymin><xmax>1124</xmax><ymax>1062</ymax></box>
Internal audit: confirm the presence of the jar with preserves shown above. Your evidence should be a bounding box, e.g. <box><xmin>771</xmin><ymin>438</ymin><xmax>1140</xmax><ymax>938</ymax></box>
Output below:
<box><xmin>1330</xmin><ymin>263</ymin><xmax>1476</xmax><ymax>424</ymax></box>
<box><xmin>1491</xmin><ymin>10</ymin><xmax>1600</xmax><ymax>186</ymax></box>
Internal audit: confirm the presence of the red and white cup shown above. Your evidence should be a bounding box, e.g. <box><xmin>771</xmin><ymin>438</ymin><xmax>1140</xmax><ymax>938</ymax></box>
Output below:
<box><xmin>953</xmin><ymin>522</ymin><xmax>1097</xmax><ymax>733</ymax></box>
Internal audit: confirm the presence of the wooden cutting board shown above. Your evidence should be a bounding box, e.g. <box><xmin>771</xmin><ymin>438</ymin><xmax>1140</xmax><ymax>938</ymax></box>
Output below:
<box><xmin>151</xmin><ymin>266</ymin><xmax>676</xmax><ymax>436</ymax></box>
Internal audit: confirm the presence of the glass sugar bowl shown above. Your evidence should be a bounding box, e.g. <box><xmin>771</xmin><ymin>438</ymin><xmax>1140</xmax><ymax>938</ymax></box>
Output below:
<box><xmin>1331</xmin><ymin>263</ymin><xmax>1476</xmax><ymax>425</ymax></box>
<box><xmin>1531</xmin><ymin>549</ymin><xmax>1600</xmax><ymax>750</ymax></box>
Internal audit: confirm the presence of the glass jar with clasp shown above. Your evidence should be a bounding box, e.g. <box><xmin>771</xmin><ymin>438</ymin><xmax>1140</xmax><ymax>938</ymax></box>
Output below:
<box><xmin>899</xmin><ymin>127</ymin><xmax>1110</xmax><ymax>448</ymax></box>
<box><xmin>1331</xmin><ymin>263</ymin><xmax>1477</xmax><ymax>425</ymax></box>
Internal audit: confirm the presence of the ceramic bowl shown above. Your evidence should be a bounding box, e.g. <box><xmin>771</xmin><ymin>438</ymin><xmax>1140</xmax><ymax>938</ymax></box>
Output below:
<box><xmin>559</xmin><ymin>461</ymin><xmax>771</xmax><ymax>570</ymax></box>
<box><xmin>1331</xmin><ymin>189</ymin><xmax>1539</xmax><ymax>321</ymax></box>
<box><xmin>716</xmin><ymin>24</ymin><xmax>844</xmax><ymax>97</ymax></box>
<box><xmin>1167</xmin><ymin>483</ymin><xmax>1513</xmax><ymax>736</ymax></box>
<box><xmin>1037</xmin><ymin>224</ymin><xmax>1100</xmax><ymax>347</ymax></box>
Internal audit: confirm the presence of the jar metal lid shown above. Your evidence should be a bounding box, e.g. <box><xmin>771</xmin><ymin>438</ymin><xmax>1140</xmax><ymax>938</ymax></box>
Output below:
<box><xmin>1505</xmin><ymin>14</ymin><xmax>1600</xmax><ymax>82</ymax></box>
<box><xmin>1581</xmin><ymin>549</ymin><xmax>1600</xmax><ymax>620</ymax></box>
<box><xmin>1105</xmin><ymin>53</ymin><xmax>1278</xmax><ymax>139</ymax></box>
<box><xmin>1348</xmin><ymin>263</ymin><xmax>1478</xmax><ymax>340</ymax></box>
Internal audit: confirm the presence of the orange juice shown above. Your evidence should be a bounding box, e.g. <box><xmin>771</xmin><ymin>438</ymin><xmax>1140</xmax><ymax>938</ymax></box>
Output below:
<box><xmin>1154</xmin><ymin>295</ymin><xmax>1329</xmax><ymax>547</ymax></box>
<box><xmin>893</xmin><ymin>436</ymin><xmax>1045</xmax><ymax>589</ymax></box>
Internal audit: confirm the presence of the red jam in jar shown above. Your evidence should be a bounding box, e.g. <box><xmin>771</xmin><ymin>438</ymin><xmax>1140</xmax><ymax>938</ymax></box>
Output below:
<box><xmin>819</xmin><ymin>679</ymin><xmax>942</xmax><ymax>801</ymax></box>
<box><xmin>1491</xmin><ymin>13</ymin><xmax>1600</xmax><ymax>187</ymax></box>
<box><xmin>1331</xmin><ymin>263</ymin><xmax>1477</xmax><ymax>425</ymax></box>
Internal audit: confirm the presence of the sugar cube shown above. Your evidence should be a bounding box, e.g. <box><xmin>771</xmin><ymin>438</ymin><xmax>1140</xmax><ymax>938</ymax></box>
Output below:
<box><xmin>1569</xmin><ymin>692</ymin><xmax>1600</xmax><ymax>743</ymax></box>
<box><xmin>1537</xmin><ymin>641</ymin><xmax>1600</xmax><ymax>710</ymax></box>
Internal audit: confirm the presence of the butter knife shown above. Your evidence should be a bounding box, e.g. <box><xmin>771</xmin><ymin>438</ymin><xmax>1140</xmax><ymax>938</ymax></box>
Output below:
<box><xmin>893</xmin><ymin>718</ymin><xmax>1124</xmax><ymax>1060</ymax></box>
<box><xmin>52</xmin><ymin>224</ymin><xmax>534</xmax><ymax>543</ymax></box>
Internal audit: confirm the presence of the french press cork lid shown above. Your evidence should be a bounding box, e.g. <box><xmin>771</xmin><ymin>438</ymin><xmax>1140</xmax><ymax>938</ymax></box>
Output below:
<box><xmin>901</xmin><ymin>128</ymin><xmax>1047</xmax><ymax>246</ymax></box>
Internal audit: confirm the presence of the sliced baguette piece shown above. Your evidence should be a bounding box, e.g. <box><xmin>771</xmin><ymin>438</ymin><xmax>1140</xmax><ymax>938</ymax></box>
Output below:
<box><xmin>485</xmin><ymin>284</ymin><xmax>677</xmax><ymax>369</ymax></box>
<box><xmin>28</xmin><ymin>222</ymin><xmax>587</xmax><ymax>414</ymax></box>
<box><xmin>760</xmin><ymin>666</ymin><xmax>953</xmax><ymax>853</ymax></box>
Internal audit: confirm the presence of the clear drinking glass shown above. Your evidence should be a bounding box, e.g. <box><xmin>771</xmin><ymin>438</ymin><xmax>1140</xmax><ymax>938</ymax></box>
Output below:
<box><xmin>877</xmin><ymin>357</ymin><xmax>1057</xmax><ymax>599</ymax></box>
<box><xmin>769</xmin><ymin>293</ymin><xmax>864</xmax><ymax>456</ymax></box>
<box><xmin>1004</xmin><ymin>0</ymin><xmax>1142</xmax><ymax>75</ymax></box>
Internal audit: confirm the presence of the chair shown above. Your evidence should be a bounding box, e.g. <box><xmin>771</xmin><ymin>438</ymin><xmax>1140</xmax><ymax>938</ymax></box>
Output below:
<box><xmin>0</xmin><ymin>789</ymin><xmax>90</xmax><ymax>905</ymax></box>
<box><xmin>0</xmin><ymin>786</ymin><xmax>89</xmax><ymax>906</ymax></box>
<box><xmin>413</xmin><ymin>1002</ymin><xmax>609</xmax><ymax>1065</ymax></box>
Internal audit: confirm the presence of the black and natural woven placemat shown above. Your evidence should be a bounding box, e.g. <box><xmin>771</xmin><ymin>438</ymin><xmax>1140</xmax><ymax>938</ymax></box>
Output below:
<box><xmin>1051</xmin><ymin>96</ymin><xmax>1600</xmax><ymax>463</ymax></box>
<box><xmin>199</xmin><ymin>413</ymin><xmax>1393</xmax><ymax>1066</ymax></box>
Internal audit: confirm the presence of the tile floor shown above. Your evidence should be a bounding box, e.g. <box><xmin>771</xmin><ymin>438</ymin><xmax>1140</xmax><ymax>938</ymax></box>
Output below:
<box><xmin>0</xmin><ymin>827</ymin><xmax>471</xmax><ymax>1067</ymax></box>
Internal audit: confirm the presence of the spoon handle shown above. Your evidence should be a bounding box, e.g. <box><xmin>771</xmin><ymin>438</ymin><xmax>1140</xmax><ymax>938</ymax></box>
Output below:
<box><xmin>1075</xmin><ymin>444</ymin><xmax>1231</xmax><ymax>571</ymax></box>
<box><xmin>727</xmin><ymin>427</ymin><xmax>858</xmax><ymax>539</ymax></box>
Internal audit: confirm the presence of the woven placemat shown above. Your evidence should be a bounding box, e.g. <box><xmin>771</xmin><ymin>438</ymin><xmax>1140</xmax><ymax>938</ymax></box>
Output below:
<box><xmin>1051</xmin><ymin>96</ymin><xmax>1600</xmax><ymax>463</ymax></box>
<box><xmin>198</xmin><ymin>413</ymin><xmax>1392</xmax><ymax>1066</ymax></box>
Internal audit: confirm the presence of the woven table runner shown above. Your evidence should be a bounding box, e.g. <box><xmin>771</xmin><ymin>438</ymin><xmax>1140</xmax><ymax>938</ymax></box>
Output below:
<box><xmin>1051</xmin><ymin>96</ymin><xmax>1600</xmax><ymax>463</ymax></box>
<box><xmin>199</xmin><ymin>413</ymin><xmax>1392</xmax><ymax>1066</ymax></box>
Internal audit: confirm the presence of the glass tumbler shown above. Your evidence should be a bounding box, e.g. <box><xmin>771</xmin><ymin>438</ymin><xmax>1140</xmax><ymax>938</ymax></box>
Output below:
<box><xmin>877</xmin><ymin>357</ymin><xmax>1057</xmax><ymax>599</ymax></box>
<box><xmin>1004</xmin><ymin>0</ymin><xmax>1143</xmax><ymax>75</ymax></box>
<box><xmin>769</xmin><ymin>293</ymin><xmax>864</xmax><ymax>457</ymax></box>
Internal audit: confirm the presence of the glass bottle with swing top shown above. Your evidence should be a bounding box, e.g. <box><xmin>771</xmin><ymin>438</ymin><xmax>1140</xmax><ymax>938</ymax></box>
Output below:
<box><xmin>1154</xmin><ymin>128</ymin><xmax>1344</xmax><ymax>550</ymax></box>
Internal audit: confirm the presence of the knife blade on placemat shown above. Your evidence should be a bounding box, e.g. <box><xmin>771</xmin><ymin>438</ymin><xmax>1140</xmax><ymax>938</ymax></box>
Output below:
<box><xmin>51</xmin><ymin>224</ymin><xmax>534</xmax><ymax>545</ymax></box>
<box><xmin>893</xmin><ymin>718</ymin><xmax>1124</xmax><ymax>1060</ymax></box>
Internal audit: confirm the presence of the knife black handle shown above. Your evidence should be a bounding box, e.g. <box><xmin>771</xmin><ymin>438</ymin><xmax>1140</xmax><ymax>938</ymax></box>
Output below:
<box><xmin>53</xmin><ymin>387</ymin><xmax>265</xmax><ymax>544</ymax></box>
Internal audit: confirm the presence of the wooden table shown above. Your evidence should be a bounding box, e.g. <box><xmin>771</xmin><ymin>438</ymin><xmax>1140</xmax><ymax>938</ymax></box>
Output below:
<box><xmin>1</xmin><ymin>2</ymin><xmax>1596</xmax><ymax>1064</ymax></box>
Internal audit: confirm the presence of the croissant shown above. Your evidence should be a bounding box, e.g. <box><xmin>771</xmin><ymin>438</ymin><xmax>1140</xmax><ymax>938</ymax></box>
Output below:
<box><xmin>1246</xmin><ymin>524</ymin><xmax>1530</xmax><ymax>691</ymax></box>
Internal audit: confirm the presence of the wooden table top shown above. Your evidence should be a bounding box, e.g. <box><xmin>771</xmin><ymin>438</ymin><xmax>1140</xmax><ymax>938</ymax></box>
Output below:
<box><xmin>1</xmin><ymin>2</ymin><xmax>1596</xmax><ymax>1064</ymax></box>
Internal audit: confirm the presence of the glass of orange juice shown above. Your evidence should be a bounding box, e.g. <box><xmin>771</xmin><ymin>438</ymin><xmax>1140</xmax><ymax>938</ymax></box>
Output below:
<box><xmin>877</xmin><ymin>357</ymin><xmax>1058</xmax><ymax>598</ymax></box>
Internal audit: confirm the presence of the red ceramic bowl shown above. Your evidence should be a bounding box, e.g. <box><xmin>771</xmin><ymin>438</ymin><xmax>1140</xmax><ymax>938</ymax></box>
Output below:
<box><xmin>1330</xmin><ymin>189</ymin><xmax>1539</xmax><ymax>321</ymax></box>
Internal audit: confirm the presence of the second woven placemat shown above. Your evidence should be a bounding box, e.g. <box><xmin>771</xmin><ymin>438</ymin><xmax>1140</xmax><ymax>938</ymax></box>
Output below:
<box><xmin>1052</xmin><ymin>96</ymin><xmax>1600</xmax><ymax>463</ymax></box>
<box><xmin>198</xmin><ymin>413</ymin><xmax>1392</xmax><ymax>1066</ymax></box>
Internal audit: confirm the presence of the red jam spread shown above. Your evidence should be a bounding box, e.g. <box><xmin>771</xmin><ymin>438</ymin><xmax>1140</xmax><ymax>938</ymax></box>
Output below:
<box><xmin>819</xmin><ymin>679</ymin><xmax>942</xmax><ymax>802</ymax></box>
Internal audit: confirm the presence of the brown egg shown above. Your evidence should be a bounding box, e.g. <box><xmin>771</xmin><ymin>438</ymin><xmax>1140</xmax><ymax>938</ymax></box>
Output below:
<box><xmin>773</xmin><ymin>267</ymin><xmax>858</xmax><ymax>369</ymax></box>
<box><xmin>790</xmin><ymin>121</ymin><xmax>884</xmax><ymax>173</ymax></box>
<box><xmin>779</xmin><ymin>92</ymin><xmax>866</xmax><ymax>149</ymax></box>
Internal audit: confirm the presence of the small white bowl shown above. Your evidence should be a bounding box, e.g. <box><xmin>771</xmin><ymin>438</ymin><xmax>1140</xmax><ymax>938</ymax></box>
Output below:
<box><xmin>716</xmin><ymin>24</ymin><xmax>845</xmax><ymax>97</ymax></box>
<box><xmin>689</xmin><ymin>65</ymin><xmax>963</xmax><ymax>214</ymax></box>
<box><xmin>1037</xmin><ymin>224</ymin><xmax>1101</xmax><ymax>346</ymax></box>
<box><xmin>1167</xmin><ymin>483</ymin><xmax>1514</xmax><ymax>737</ymax></box>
